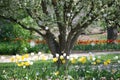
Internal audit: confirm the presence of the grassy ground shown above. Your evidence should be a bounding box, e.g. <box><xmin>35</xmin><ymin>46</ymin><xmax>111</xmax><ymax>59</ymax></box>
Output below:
<box><xmin>0</xmin><ymin>54</ymin><xmax>120</xmax><ymax>80</ymax></box>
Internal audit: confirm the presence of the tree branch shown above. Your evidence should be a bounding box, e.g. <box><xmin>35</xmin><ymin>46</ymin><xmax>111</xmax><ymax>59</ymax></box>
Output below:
<box><xmin>41</xmin><ymin>0</ymin><xmax>48</xmax><ymax>15</ymax></box>
<box><xmin>25</xmin><ymin>8</ymin><xmax>46</xmax><ymax>30</ymax></box>
<box><xmin>0</xmin><ymin>15</ymin><xmax>44</xmax><ymax>36</ymax></box>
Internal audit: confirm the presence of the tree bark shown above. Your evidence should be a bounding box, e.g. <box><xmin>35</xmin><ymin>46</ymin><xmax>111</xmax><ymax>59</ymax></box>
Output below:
<box><xmin>107</xmin><ymin>26</ymin><xmax>118</xmax><ymax>43</ymax></box>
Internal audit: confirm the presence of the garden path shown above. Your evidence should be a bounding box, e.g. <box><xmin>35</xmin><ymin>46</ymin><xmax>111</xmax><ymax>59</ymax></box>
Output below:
<box><xmin>0</xmin><ymin>51</ymin><xmax>120</xmax><ymax>63</ymax></box>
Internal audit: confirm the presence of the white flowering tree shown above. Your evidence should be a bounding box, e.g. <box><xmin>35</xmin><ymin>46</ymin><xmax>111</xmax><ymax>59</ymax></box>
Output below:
<box><xmin>0</xmin><ymin>0</ymin><xmax>119</xmax><ymax>56</ymax></box>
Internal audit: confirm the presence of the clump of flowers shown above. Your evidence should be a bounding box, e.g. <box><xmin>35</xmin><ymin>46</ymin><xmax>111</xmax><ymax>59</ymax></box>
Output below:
<box><xmin>104</xmin><ymin>59</ymin><xmax>111</xmax><ymax>66</ymax></box>
<box><xmin>52</xmin><ymin>53</ymin><xmax>68</xmax><ymax>64</ymax></box>
<box><xmin>78</xmin><ymin>56</ymin><xmax>87</xmax><ymax>64</ymax></box>
<box><xmin>10</xmin><ymin>54</ymin><xmax>33</xmax><ymax>68</ymax></box>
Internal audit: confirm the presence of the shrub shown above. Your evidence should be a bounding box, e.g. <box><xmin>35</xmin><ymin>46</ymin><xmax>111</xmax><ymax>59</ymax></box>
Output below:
<box><xmin>0</xmin><ymin>19</ymin><xmax>30</xmax><ymax>42</ymax></box>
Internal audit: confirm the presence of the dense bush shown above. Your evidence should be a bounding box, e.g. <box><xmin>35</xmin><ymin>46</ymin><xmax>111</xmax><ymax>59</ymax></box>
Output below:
<box><xmin>0</xmin><ymin>19</ymin><xmax>30</xmax><ymax>41</ymax></box>
<box><xmin>0</xmin><ymin>41</ymin><xmax>49</xmax><ymax>55</ymax></box>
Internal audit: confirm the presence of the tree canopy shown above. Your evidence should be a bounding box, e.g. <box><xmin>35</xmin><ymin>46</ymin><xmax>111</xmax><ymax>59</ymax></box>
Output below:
<box><xmin>0</xmin><ymin>0</ymin><xmax>120</xmax><ymax>56</ymax></box>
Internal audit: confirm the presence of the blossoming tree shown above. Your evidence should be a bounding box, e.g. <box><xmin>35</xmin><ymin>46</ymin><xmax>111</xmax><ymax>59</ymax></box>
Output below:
<box><xmin>0</xmin><ymin>0</ymin><xmax>119</xmax><ymax>56</ymax></box>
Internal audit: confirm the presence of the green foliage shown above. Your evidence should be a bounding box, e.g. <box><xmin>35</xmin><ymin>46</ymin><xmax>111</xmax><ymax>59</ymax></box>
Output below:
<box><xmin>0</xmin><ymin>19</ymin><xmax>30</xmax><ymax>42</ymax></box>
<box><xmin>0</xmin><ymin>42</ymin><xmax>19</xmax><ymax>55</ymax></box>
<box><xmin>28</xmin><ymin>43</ymin><xmax>49</xmax><ymax>53</ymax></box>
<box><xmin>0</xmin><ymin>41</ymin><xmax>49</xmax><ymax>55</ymax></box>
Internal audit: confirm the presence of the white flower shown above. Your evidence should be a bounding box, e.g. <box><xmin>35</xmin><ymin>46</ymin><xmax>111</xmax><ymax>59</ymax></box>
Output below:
<box><xmin>31</xmin><ymin>52</ymin><xmax>35</xmax><ymax>56</ymax></box>
<box><xmin>67</xmin><ymin>56</ymin><xmax>70</xmax><ymax>59</ymax></box>
<box><xmin>63</xmin><ymin>53</ymin><xmax>66</xmax><ymax>57</ymax></box>
<box><xmin>56</xmin><ymin>53</ymin><xmax>59</xmax><ymax>58</ymax></box>
<box><xmin>23</xmin><ymin>66</ymin><xmax>26</xmax><ymax>68</ymax></box>
<box><xmin>114</xmin><ymin>56</ymin><xmax>119</xmax><ymax>60</ymax></box>
<box><xmin>92</xmin><ymin>57</ymin><xmax>96</xmax><ymax>61</ymax></box>
<box><xmin>30</xmin><ymin>61</ymin><xmax>33</xmax><ymax>65</ymax></box>
<box><xmin>38</xmin><ymin>52</ymin><xmax>41</xmax><ymax>55</ymax></box>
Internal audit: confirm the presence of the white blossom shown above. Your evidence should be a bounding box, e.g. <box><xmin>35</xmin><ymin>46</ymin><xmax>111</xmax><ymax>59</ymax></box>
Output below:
<box><xmin>63</xmin><ymin>53</ymin><xmax>66</xmax><ymax>57</ymax></box>
<box><xmin>31</xmin><ymin>52</ymin><xmax>35</xmax><ymax>56</ymax></box>
<box><xmin>45</xmin><ymin>27</ymin><xmax>49</xmax><ymax>30</ymax></box>
<box><xmin>56</xmin><ymin>53</ymin><xmax>59</xmax><ymax>58</ymax></box>
<box><xmin>38</xmin><ymin>52</ymin><xmax>42</xmax><ymax>55</ymax></box>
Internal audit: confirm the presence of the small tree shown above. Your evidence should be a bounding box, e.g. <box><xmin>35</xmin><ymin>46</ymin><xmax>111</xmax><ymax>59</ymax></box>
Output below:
<box><xmin>0</xmin><ymin>0</ymin><xmax>118</xmax><ymax>57</ymax></box>
<box><xmin>102</xmin><ymin>0</ymin><xmax>120</xmax><ymax>42</ymax></box>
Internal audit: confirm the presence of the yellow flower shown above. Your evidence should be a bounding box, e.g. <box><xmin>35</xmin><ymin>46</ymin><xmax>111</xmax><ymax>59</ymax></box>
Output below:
<box><xmin>60</xmin><ymin>55</ymin><xmax>64</xmax><ymax>60</ymax></box>
<box><xmin>70</xmin><ymin>57</ymin><xmax>76</xmax><ymax>64</ymax></box>
<box><xmin>106</xmin><ymin>59</ymin><xmax>111</xmax><ymax>64</ymax></box>
<box><xmin>54</xmin><ymin>71</ymin><xmax>59</xmax><ymax>76</ymax></box>
<box><xmin>24</xmin><ymin>61</ymin><xmax>30</xmax><ymax>66</ymax></box>
<box><xmin>41</xmin><ymin>55</ymin><xmax>47</xmax><ymax>61</ymax></box>
<box><xmin>53</xmin><ymin>58</ymin><xmax>58</xmax><ymax>62</ymax></box>
<box><xmin>78</xmin><ymin>56</ymin><xmax>87</xmax><ymax>64</ymax></box>
<box><xmin>96</xmin><ymin>59</ymin><xmax>101</xmax><ymax>63</ymax></box>
<box><xmin>93</xmin><ymin>62</ymin><xmax>96</xmax><ymax>65</ymax></box>
<box><xmin>21</xmin><ymin>56</ymin><xmax>25</xmax><ymax>60</ymax></box>
<box><xmin>104</xmin><ymin>59</ymin><xmax>111</xmax><ymax>66</ymax></box>
<box><xmin>10</xmin><ymin>57</ymin><xmax>15</xmax><ymax>62</ymax></box>
<box><xmin>62</xmin><ymin>59</ymin><xmax>66</xmax><ymax>64</ymax></box>
<box><xmin>16</xmin><ymin>56</ymin><xmax>21</xmax><ymax>61</ymax></box>
<box><xmin>23</xmin><ymin>54</ymin><xmax>29</xmax><ymax>58</ymax></box>
<box><xmin>17</xmin><ymin>62</ymin><xmax>24</xmax><ymax>67</ymax></box>
<box><xmin>17</xmin><ymin>63</ymin><xmax>23</xmax><ymax>67</ymax></box>
<box><xmin>104</xmin><ymin>61</ymin><xmax>108</xmax><ymax>66</ymax></box>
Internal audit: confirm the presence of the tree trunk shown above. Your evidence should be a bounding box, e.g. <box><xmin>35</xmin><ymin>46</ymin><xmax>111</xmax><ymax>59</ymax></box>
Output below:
<box><xmin>107</xmin><ymin>26</ymin><xmax>118</xmax><ymax>43</ymax></box>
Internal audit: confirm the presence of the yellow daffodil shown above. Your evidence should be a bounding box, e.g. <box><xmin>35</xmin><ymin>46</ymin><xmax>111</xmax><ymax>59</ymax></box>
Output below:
<box><xmin>24</xmin><ymin>61</ymin><xmax>30</xmax><ymax>66</ymax></box>
<box><xmin>41</xmin><ymin>55</ymin><xmax>47</xmax><ymax>61</ymax></box>
<box><xmin>70</xmin><ymin>57</ymin><xmax>76</xmax><ymax>64</ymax></box>
<box><xmin>93</xmin><ymin>62</ymin><xmax>96</xmax><ymax>65</ymax></box>
<box><xmin>78</xmin><ymin>56</ymin><xmax>87</xmax><ymax>64</ymax></box>
<box><xmin>62</xmin><ymin>59</ymin><xmax>66</xmax><ymax>64</ymax></box>
<box><xmin>53</xmin><ymin>57</ymin><xmax>58</xmax><ymax>62</ymax></box>
<box><xmin>21</xmin><ymin>56</ymin><xmax>25</xmax><ymax>60</ymax></box>
<box><xmin>54</xmin><ymin>71</ymin><xmax>59</xmax><ymax>76</ymax></box>
<box><xmin>104</xmin><ymin>59</ymin><xmax>111</xmax><ymax>66</ymax></box>
<box><xmin>17</xmin><ymin>63</ymin><xmax>23</xmax><ymax>67</ymax></box>
<box><xmin>106</xmin><ymin>59</ymin><xmax>111</xmax><ymax>64</ymax></box>
<box><xmin>104</xmin><ymin>61</ymin><xmax>108</xmax><ymax>66</ymax></box>
<box><xmin>96</xmin><ymin>59</ymin><xmax>101</xmax><ymax>63</ymax></box>
<box><xmin>60</xmin><ymin>55</ymin><xmax>64</xmax><ymax>60</ymax></box>
<box><xmin>23</xmin><ymin>54</ymin><xmax>29</xmax><ymax>58</ymax></box>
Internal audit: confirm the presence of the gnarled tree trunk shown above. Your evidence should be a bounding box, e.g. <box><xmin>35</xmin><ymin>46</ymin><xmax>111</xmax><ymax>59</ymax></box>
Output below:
<box><xmin>107</xmin><ymin>26</ymin><xmax>118</xmax><ymax>43</ymax></box>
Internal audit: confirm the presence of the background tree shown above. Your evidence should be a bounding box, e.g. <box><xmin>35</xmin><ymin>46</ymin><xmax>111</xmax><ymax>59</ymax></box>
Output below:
<box><xmin>101</xmin><ymin>0</ymin><xmax>120</xmax><ymax>42</ymax></box>
<box><xmin>0</xmin><ymin>0</ymin><xmax>118</xmax><ymax>57</ymax></box>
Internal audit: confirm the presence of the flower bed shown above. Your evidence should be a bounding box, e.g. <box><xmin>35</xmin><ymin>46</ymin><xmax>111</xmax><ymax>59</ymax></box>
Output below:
<box><xmin>0</xmin><ymin>53</ymin><xmax>120</xmax><ymax>80</ymax></box>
